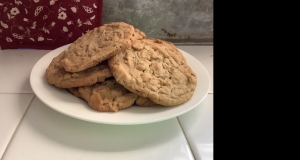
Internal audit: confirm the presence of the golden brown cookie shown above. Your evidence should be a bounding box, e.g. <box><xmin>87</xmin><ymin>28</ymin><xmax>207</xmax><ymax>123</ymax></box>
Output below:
<box><xmin>108</xmin><ymin>39</ymin><xmax>197</xmax><ymax>106</ymax></box>
<box><xmin>61</xmin><ymin>22</ymin><xmax>146</xmax><ymax>73</ymax></box>
<box><xmin>135</xmin><ymin>96</ymin><xmax>157</xmax><ymax>107</ymax></box>
<box><xmin>46</xmin><ymin>52</ymin><xmax>113</xmax><ymax>88</ymax></box>
<box><xmin>67</xmin><ymin>87</ymin><xmax>82</xmax><ymax>98</ymax></box>
<box><xmin>78</xmin><ymin>79</ymin><xmax>138</xmax><ymax>112</ymax></box>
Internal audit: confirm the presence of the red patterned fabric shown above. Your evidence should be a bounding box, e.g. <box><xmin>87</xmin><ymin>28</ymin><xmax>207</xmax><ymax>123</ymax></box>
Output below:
<box><xmin>0</xmin><ymin>0</ymin><xmax>103</xmax><ymax>50</ymax></box>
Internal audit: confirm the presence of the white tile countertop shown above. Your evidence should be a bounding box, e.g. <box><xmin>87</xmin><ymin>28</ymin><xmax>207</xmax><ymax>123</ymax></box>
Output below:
<box><xmin>0</xmin><ymin>45</ymin><xmax>213</xmax><ymax>160</ymax></box>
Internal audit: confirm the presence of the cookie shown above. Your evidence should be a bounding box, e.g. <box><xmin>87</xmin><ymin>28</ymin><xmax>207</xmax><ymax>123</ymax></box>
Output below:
<box><xmin>61</xmin><ymin>22</ymin><xmax>146</xmax><ymax>73</ymax></box>
<box><xmin>67</xmin><ymin>87</ymin><xmax>81</xmax><ymax>98</ymax></box>
<box><xmin>78</xmin><ymin>79</ymin><xmax>138</xmax><ymax>112</ymax></box>
<box><xmin>108</xmin><ymin>38</ymin><xmax>197</xmax><ymax>106</ymax></box>
<box><xmin>135</xmin><ymin>96</ymin><xmax>157</xmax><ymax>107</ymax></box>
<box><xmin>46</xmin><ymin>52</ymin><xmax>113</xmax><ymax>88</ymax></box>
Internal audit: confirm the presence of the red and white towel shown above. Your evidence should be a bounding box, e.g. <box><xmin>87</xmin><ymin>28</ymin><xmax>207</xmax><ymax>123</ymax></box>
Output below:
<box><xmin>0</xmin><ymin>0</ymin><xmax>103</xmax><ymax>50</ymax></box>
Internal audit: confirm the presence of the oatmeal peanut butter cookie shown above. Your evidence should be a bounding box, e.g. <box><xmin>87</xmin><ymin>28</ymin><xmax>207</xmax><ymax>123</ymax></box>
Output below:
<box><xmin>108</xmin><ymin>38</ymin><xmax>197</xmax><ymax>106</ymax></box>
<box><xmin>78</xmin><ymin>79</ymin><xmax>138</xmax><ymax>112</ymax></box>
<box><xmin>61</xmin><ymin>22</ymin><xmax>146</xmax><ymax>73</ymax></box>
<box><xmin>46</xmin><ymin>52</ymin><xmax>113</xmax><ymax>88</ymax></box>
<box><xmin>135</xmin><ymin>96</ymin><xmax>157</xmax><ymax>107</ymax></box>
<box><xmin>67</xmin><ymin>87</ymin><xmax>81</xmax><ymax>98</ymax></box>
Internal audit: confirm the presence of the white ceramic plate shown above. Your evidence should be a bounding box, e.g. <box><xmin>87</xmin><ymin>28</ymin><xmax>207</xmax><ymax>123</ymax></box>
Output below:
<box><xmin>30</xmin><ymin>44</ymin><xmax>210</xmax><ymax>125</ymax></box>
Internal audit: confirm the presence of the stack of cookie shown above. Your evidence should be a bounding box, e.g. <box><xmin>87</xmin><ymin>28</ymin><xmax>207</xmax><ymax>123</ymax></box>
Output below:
<box><xmin>46</xmin><ymin>22</ymin><xmax>197</xmax><ymax>112</ymax></box>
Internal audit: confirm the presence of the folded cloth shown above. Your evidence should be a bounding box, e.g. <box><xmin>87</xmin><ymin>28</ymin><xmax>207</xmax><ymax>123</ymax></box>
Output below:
<box><xmin>0</xmin><ymin>0</ymin><xmax>103</xmax><ymax>50</ymax></box>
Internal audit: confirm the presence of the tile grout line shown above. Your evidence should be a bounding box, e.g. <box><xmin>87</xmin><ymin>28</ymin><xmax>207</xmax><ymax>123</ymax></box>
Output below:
<box><xmin>176</xmin><ymin>117</ymin><xmax>196</xmax><ymax>160</ymax></box>
<box><xmin>0</xmin><ymin>95</ymin><xmax>35</xmax><ymax>160</ymax></box>
<box><xmin>175</xmin><ymin>93</ymin><xmax>212</xmax><ymax>160</ymax></box>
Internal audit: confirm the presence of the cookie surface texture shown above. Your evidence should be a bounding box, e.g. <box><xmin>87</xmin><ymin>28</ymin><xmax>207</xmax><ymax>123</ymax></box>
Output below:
<box><xmin>108</xmin><ymin>39</ymin><xmax>197</xmax><ymax>106</ymax></box>
<box><xmin>78</xmin><ymin>79</ymin><xmax>138</xmax><ymax>112</ymax></box>
<box><xmin>61</xmin><ymin>22</ymin><xmax>146</xmax><ymax>72</ymax></box>
<box><xmin>46</xmin><ymin>52</ymin><xmax>112</xmax><ymax>88</ymax></box>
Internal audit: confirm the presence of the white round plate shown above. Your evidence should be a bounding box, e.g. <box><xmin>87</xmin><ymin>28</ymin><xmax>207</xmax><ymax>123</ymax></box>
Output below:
<box><xmin>30</xmin><ymin>44</ymin><xmax>210</xmax><ymax>125</ymax></box>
